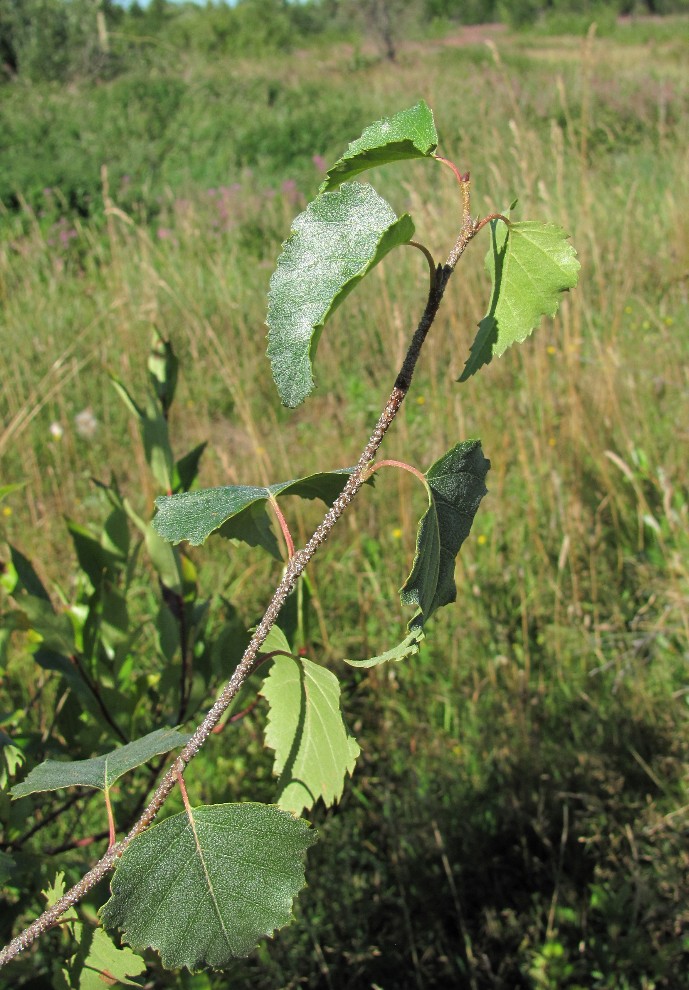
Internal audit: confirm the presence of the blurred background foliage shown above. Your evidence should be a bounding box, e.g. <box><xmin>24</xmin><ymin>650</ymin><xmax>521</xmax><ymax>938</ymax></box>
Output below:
<box><xmin>1</xmin><ymin>2</ymin><xmax>689</xmax><ymax>988</ymax></box>
<box><xmin>2</xmin><ymin>0</ymin><xmax>689</xmax><ymax>86</ymax></box>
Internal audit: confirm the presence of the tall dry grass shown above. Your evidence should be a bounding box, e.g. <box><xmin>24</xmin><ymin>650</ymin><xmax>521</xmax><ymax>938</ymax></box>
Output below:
<box><xmin>1</xmin><ymin>23</ymin><xmax>687</xmax><ymax>664</ymax></box>
<box><xmin>2</xmin><ymin>24</ymin><xmax>689</xmax><ymax>987</ymax></box>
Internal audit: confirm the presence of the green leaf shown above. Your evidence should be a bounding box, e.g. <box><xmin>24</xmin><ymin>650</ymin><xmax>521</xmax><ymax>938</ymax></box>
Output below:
<box><xmin>344</xmin><ymin>628</ymin><xmax>424</xmax><ymax>668</ymax></box>
<box><xmin>459</xmin><ymin>220</ymin><xmax>580</xmax><ymax>382</ymax></box>
<box><xmin>266</xmin><ymin>182</ymin><xmax>414</xmax><ymax>407</ymax></box>
<box><xmin>102</xmin><ymin>506</ymin><xmax>130</xmax><ymax>561</ymax></box>
<box><xmin>101</xmin><ymin>803</ymin><xmax>316</xmax><ymax>969</ymax></box>
<box><xmin>209</xmin><ymin>604</ymin><xmax>251</xmax><ymax>682</ymax></box>
<box><xmin>16</xmin><ymin>595</ymin><xmax>75</xmax><ymax>655</ymax></box>
<box><xmin>62</xmin><ymin>927</ymin><xmax>146</xmax><ymax>990</ymax></box>
<box><xmin>259</xmin><ymin>624</ymin><xmax>292</xmax><ymax>658</ymax></box>
<box><xmin>0</xmin><ymin>850</ymin><xmax>16</xmax><ymax>885</ymax></box>
<box><xmin>148</xmin><ymin>330</ymin><xmax>179</xmax><ymax>416</ymax></box>
<box><xmin>153</xmin><ymin>468</ymin><xmax>364</xmax><ymax>552</ymax></box>
<box><xmin>45</xmin><ymin>875</ymin><xmax>146</xmax><ymax>990</ymax></box>
<box><xmin>0</xmin><ymin>740</ymin><xmax>25</xmax><ymax>788</ymax></box>
<box><xmin>261</xmin><ymin>655</ymin><xmax>360</xmax><ymax>815</ymax></box>
<box><xmin>11</xmin><ymin>727</ymin><xmax>190</xmax><ymax>797</ymax></box>
<box><xmin>43</xmin><ymin>871</ymin><xmax>77</xmax><ymax>917</ymax></box>
<box><xmin>401</xmin><ymin>441</ymin><xmax>490</xmax><ymax>630</ymax></box>
<box><xmin>120</xmin><ymin>497</ymin><xmax>183</xmax><ymax>594</ymax></box>
<box><xmin>112</xmin><ymin>376</ymin><xmax>174</xmax><ymax>492</ymax></box>
<box><xmin>6</xmin><ymin>544</ymin><xmax>50</xmax><ymax>600</ymax></box>
<box><xmin>173</xmin><ymin>441</ymin><xmax>208</xmax><ymax>494</ymax></box>
<box><xmin>31</xmin><ymin>647</ymin><xmax>109</xmax><ymax>724</ymax></box>
<box><xmin>66</xmin><ymin>520</ymin><xmax>123</xmax><ymax>588</ymax></box>
<box><xmin>0</xmin><ymin>482</ymin><xmax>26</xmax><ymax>504</ymax></box>
<box><xmin>319</xmin><ymin>100</ymin><xmax>438</xmax><ymax>192</ymax></box>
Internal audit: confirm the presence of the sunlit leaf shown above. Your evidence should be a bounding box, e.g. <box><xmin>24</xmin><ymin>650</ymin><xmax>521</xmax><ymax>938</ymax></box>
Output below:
<box><xmin>259</xmin><ymin>624</ymin><xmax>292</xmax><ymax>657</ymax></box>
<box><xmin>459</xmin><ymin>220</ymin><xmax>580</xmax><ymax>381</ymax></box>
<box><xmin>43</xmin><ymin>871</ymin><xmax>77</xmax><ymax>917</ymax></box>
<box><xmin>120</xmin><ymin>496</ymin><xmax>183</xmax><ymax>594</ymax></box>
<box><xmin>319</xmin><ymin>100</ymin><xmax>438</xmax><ymax>192</ymax></box>
<box><xmin>59</xmin><ymin>928</ymin><xmax>146</xmax><ymax>990</ymax></box>
<box><xmin>267</xmin><ymin>182</ymin><xmax>414</xmax><ymax>407</ymax></box>
<box><xmin>148</xmin><ymin>330</ymin><xmax>178</xmax><ymax>416</ymax></box>
<box><xmin>12</xmin><ymin>727</ymin><xmax>190</xmax><ymax>797</ymax></box>
<box><xmin>344</xmin><ymin>628</ymin><xmax>424</xmax><ymax>668</ymax></box>
<box><xmin>101</xmin><ymin>803</ymin><xmax>316</xmax><ymax>969</ymax></box>
<box><xmin>261</xmin><ymin>655</ymin><xmax>360</xmax><ymax>815</ymax></box>
<box><xmin>111</xmin><ymin>376</ymin><xmax>174</xmax><ymax>492</ymax></box>
<box><xmin>44</xmin><ymin>875</ymin><xmax>146</xmax><ymax>989</ymax></box>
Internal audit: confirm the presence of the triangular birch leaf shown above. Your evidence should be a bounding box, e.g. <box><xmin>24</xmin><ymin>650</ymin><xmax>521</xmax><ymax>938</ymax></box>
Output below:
<box><xmin>261</xmin><ymin>656</ymin><xmax>360</xmax><ymax>816</ymax></box>
<box><xmin>259</xmin><ymin>624</ymin><xmax>292</xmax><ymax>657</ymax></box>
<box><xmin>100</xmin><ymin>803</ymin><xmax>316</xmax><ymax>970</ymax></box>
<box><xmin>267</xmin><ymin>182</ymin><xmax>414</xmax><ymax>407</ymax></box>
<box><xmin>152</xmin><ymin>468</ymin><xmax>365</xmax><ymax>552</ymax></box>
<box><xmin>459</xmin><ymin>220</ymin><xmax>580</xmax><ymax>381</ymax></box>
<box><xmin>319</xmin><ymin>100</ymin><xmax>438</xmax><ymax>192</ymax></box>
<box><xmin>11</xmin><ymin>727</ymin><xmax>190</xmax><ymax>797</ymax></box>
<box><xmin>401</xmin><ymin>441</ymin><xmax>490</xmax><ymax>630</ymax></box>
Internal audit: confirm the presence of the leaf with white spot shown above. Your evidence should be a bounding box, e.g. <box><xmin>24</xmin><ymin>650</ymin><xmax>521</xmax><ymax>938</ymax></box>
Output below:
<box><xmin>266</xmin><ymin>182</ymin><xmax>414</xmax><ymax>407</ymax></box>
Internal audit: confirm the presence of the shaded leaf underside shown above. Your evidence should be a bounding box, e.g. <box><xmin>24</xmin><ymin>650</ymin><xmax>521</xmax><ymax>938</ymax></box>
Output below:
<box><xmin>261</xmin><ymin>654</ymin><xmax>360</xmax><ymax>815</ymax></box>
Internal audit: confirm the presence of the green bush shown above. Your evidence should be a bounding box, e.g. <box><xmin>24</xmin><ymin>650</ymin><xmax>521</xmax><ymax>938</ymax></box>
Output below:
<box><xmin>0</xmin><ymin>0</ymin><xmax>121</xmax><ymax>82</ymax></box>
<box><xmin>424</xmin><ymin>0</ymin><xmax>499</xmax><ymax>23</ymax></box>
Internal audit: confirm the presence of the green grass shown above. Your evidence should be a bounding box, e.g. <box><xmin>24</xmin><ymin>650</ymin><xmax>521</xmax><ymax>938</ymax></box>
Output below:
<box><xmin>2</xmin><ymin>19</ymin><xmax>689</xmax><ymax>989</ymax></box>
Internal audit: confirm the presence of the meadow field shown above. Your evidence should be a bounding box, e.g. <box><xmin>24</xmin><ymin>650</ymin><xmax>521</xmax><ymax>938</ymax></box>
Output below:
<box><xmin>1</xmin><ymin>14</ymin><xmax>689</xmax><ymax>989</ymax></box>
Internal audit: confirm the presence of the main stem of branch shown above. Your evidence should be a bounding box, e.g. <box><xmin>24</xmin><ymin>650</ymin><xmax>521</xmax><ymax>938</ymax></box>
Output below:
<box><xmin>0</xmin><ymin>179</ymin><xmax>480</xmax><ymax>970</ymax></box>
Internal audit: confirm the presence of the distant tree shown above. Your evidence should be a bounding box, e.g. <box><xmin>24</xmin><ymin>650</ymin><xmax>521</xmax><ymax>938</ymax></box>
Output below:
<box><xmin>423</xmin><ymin>0</ymin><xmax>498</xmax><ymax>23</ymax></box>
<box><xmin>0</xmin><ymin>0</ymin><xmax>19</xmax><ymax>77</ymax></box>
<box><xmin>348</xmin><ymin>0</ymin><xmax>421</xmax><ymax>60</ymax></box>
<box><xmin>102</xmin><ymin>0</ymin><xmax>124</xmax><ymax>26</ymax></box>
<box><xmin>1</xmin><ymin>0</ymin><xmax>124</xmax><ymax>82</ymax></box>
<box><xmin>10</xmin><ymin>0</ymin><xmax>73</xmax><ymax>80</ymax></box>
<box><xmin>498</xmin><ymin>0</ymin><xmax>542</xmax><ymax>28</ymax></box>
<box><xmin>145</xmin><ymin>0</ymin><xmax>169</xmax><ymax>31</ymax></box>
